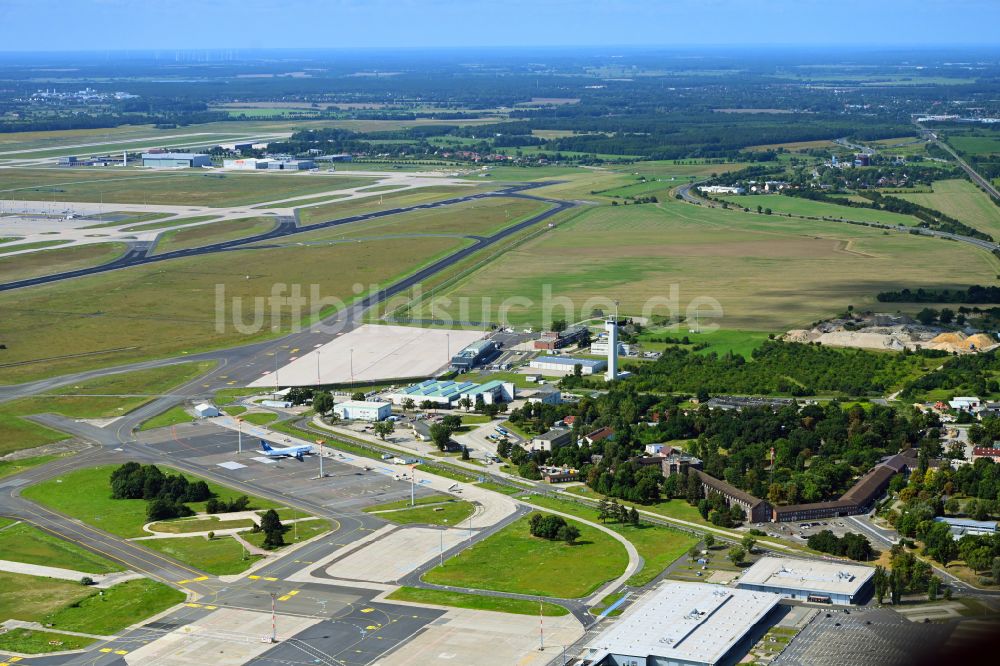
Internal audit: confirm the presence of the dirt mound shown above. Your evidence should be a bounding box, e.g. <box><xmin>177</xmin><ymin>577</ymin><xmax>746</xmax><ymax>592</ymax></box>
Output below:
<box><xmin>928</xmin><ymin>331</ymin><xmax>996</xmax><ymax>353</ymax></box>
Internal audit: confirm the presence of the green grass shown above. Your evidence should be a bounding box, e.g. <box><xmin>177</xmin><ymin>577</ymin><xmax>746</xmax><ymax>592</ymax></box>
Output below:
<box><xmin>142</xmin><ymin>535</ymin><xmax>262</xmax><ymax>575</ymax></box>
<box><xmin>0</xmin><ymin>240</ymin><xmax>71</xmax><ymax>255</ymax></box>
<box><xmin>239</xmin><ymin>412</ymin><xmax>278</xmax><ymax>426</ymax></box>
<box><xmin>145</xmin><ymin>516</ymin><xmax>256</xmax><ymax>534</ymax></box>
<box><xmin>0</xmin><ymin>521</ymin><xmax>122</xmax><ymax>574</ymax></box>
<box><xmin>0</xmin><ymin>412</ymin><xmax>70</xmax><ymax>457</ymax></box>
<box><xmin>525</xmin><ymin>495</ymin><xmax>697</xmax><ymax>587</ymax></box>
<box><xmin>475</xmin><ymin>481</ymin><xmax>522</xmax><ymax>495</ymax></box>
<box><xmin>0</xmin><ymin>628</ymin><xmax>95</xmax><ymax>654</ymax></box>
<box><xmin>373</xmin><ymin>500</ymin><xmax>476</xmax><ymax>526</ymax></box>
<box><xmin>43</xmin><ymin>578</ymin><xmax>185</xmax><ymax>636</ymax></box>
<box><xmin>121</xmin><ymin>215</ymin><xmax>218</xmax><ymax>232</ymax></box>
<box><xmin>153</xmin><ymin>216</ymin><xmax>277</xmax><ymax>255</ymax></box>
<box><xmin>0</xmin><ymin>168</ymin><xmax>376</xmax><ymax>207</ymax></box>
<box><xmin>386</xmin><ymin>587</ymin><xmax>569</xmax><ymax>616</ymax></box>
<box><xmin>423</xmin><ymin>512</ymin><xmax>627</xmax><ymax>598</ymax></box>
<box><xmin>22</xmin><ymin>464</ymin><xmax>281</xmax><ymax>539</ymax></box>
<box><xmin>414</xmin><ymin>463</ymin><xmax>478</xmax><ymax>484</ymax></box>
<box><xmin>589</xmin><ymin>592</ymin><xmax>627</xmax><ymax>617</ymax></box>
<box><xmin>139</xmin><ymin>405</ymin><xmax>195</xmax><ymax>431</ymax></box>
<box><xmin>225</xmin><ymin>405</ymin><xmax>248</xmax><ymax>416</ymax></box>
<box><xmin>0</xmin><ymin>242</ymin><xmax>127</xmax><ymax>284</ymax></box>
<box><xmin>242</xmin><ymin>518</ymin><xmax>331</xmax><ymax>549</ymax></box>
<box><xmin>363</xmin><ymin>493</ymin><xmax>451</xmax><ymax>512</ymax></box>
<box><xmin>720</xmin><ymin>194</ymin><xmax>921</xmax><ymax>226</ymax></box>
<box><xmin>896</xmin><ymin>179</ymin><xmax>1000</xmax><ymax>239</ymax></box>
<box><xmin>0</xmin><ymin>571</ymin><xmax>95</xmax><ymax>625</ymax></box>
<box><xmin>637</xmin><ymin>328</ymin><xmax>772</xmax><ymax>359</ymax></box>
<box><xmin>296</xmin><ymin>185</ymin><xmax>479</xmax><ymax>225</ymax></box>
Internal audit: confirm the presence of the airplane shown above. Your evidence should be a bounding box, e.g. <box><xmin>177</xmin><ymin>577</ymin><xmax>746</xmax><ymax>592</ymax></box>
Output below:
<box><xmin>259</xmin><ymin>439</ymin><xmax>313</xmax><ymax>461</ymax></box>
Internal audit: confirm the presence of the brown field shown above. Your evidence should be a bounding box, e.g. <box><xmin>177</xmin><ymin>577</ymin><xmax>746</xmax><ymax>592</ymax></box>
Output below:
<box><xmin>744</xmin><ymin>139</ymin><xmax>838</xmax><ymax>152</ymax></box>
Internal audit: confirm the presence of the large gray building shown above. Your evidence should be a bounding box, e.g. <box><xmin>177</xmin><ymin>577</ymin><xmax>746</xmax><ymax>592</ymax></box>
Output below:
<box><xmin>736</xmin><ymin>557</ymin><xmax>874</xmax><ymax>605</ymax></box>
<box><xmin>142</xmin><ymin>152</ymin><xmax>212</xmax><ymax>168</ymax></box>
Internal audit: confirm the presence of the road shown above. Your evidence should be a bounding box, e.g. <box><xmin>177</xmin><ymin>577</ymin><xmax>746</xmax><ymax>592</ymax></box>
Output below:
<box><xmin>916</xmin><ymin>122</ymin><xmax>1000</xmax><ymax>201</ymax></box>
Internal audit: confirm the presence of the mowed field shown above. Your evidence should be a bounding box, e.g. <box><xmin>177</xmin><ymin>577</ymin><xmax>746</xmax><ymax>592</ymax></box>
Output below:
<box><xmin>295</xmin><ymin>184</ymin><xmax>490</xmax><ymax>225</ymax></box>
<box><xmin>0</xmin><ymin>235</ymin><xmax>469</xmax><ymax>383</ymax></box>
<box><xmin>0</xmin><ymin>242</ymin><xmax>127</xmax><ymax>283</ymax></box>
<box><xmin>896</xmin><ymin>179</ymin><xmax>1000</xmax><ymax>238</ymax></box>
<box><xmin>413</xmin><ymin>199</ymin><xmax>999</xmax><ymax>331</ymax></box>
<box><xmin>153</xmin><ymin>216</ymin><xmax>278</xmax><ymax>254</ymax></box>
<box><xmin>720</xmin><ymin>194</ymin><xmax>921</xmax><ymax>226</ymax></box>
<box><xmin>0</xmin><ymin>168</ymin><xmax>375</xmax><ymax>207</ymax></box>
<box><xmin>288</xmin><ymin>196</ymin><xmax>550</xmax><ymax>242</ymax></box>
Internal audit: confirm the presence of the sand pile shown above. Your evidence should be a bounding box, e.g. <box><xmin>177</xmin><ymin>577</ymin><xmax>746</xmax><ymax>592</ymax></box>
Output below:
<box><xmin>929</xmin><ymin>331</ymin><xmax>996</xmax><ymax>353</ymax></box>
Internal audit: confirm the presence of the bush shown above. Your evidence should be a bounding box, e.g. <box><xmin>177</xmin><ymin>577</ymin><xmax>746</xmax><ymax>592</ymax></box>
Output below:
<box><xmin>528</xmin><ymin>514</ymin><xmax>579</xmax><ymax>543</ymax></box>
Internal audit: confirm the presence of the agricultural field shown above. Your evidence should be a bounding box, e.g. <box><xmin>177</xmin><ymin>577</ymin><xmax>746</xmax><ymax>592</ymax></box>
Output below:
<box><xmin>0</xmin><ymin>235</ymin><xmax>467</xmax><ymax>383</ymax></box>
<box><xmin>412</xmin><ymin>198</ymin><xmax>998</xmax><ymax>331</ymax></box>
<box><xmin>152</xmin><ymin>216</ymin><xmax>277</xmax><ymax>254</ymax></box>
<box><xmin>0</xmin><ymin>242</ymin><xmax>127</xmax><ymax>284</ymax></box>
<box><xmin>895</xmin><ymin>179</ymin><xmax>1000</xmax><ymax>238</ymax></box>
<box><xmin>422</xmin><ymin>512</ymin><xmax>627</xmax><ymax>598</ymax></box>
<box><xmin>0</xmin><ymin>168</ymin><xmax>375</xmax><ymax>207</ymax></box>
<box><xmin>720</xmin><ymin>194</ymin><xmax>921</xmax><ymax>226</ymax></box>
<box><xmin>946</xmin><ymin>132</ymin><xmax>1000</xmax><ymax>156</ymax></box>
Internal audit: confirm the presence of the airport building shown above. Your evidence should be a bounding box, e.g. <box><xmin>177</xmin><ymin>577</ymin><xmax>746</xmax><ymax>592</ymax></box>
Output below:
<box><xmin>736</xmin><ymin>556</ymin><xmax>875</xmax><ymax>605</ymax></box>
<box><xmin>223</xmin><ymin>158</ymin><xmax>269</xmax><ymax>170</ymax></box>
<box><xmin>385</xmin><ymin>379</ymin><xmax>514</xmax><ymax>407</ymax></box>
<box><xmin>529</xmin><ymin>356</ymin><xmax>606</xmax><ymax>375</ymax></box>
<box><xmin>333</xmin><ymin>400</ymin><xmax>392</xmax><ymax>421</ymax></box>
<box><xmin>581</xmin><ymin>582</ymin><xmax>781</xmax><ymax>666</ymax></box>
<box><xmin>933</xmin><ymin>516</ymin><xmax>998</xmax><ymax>539</ymax></box>
<box><xmin>450</xmin><ymin>339</ymin><xmax>500</xmax><ymax>371</ymax></box>
<box><xmin>142</xmin><ymin>152</ymin><xmax>212</xmax><ymax>168</ymax></box>
<box><xmin>194</xmin><ymin>403</ymin><xmax>220</xmax><ymax>418</ymax></box>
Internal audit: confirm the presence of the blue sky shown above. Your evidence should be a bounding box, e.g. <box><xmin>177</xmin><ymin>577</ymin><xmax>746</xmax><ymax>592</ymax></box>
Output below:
<box><xmin>2</xmin><ymin>0</ymin><xmax>998</xmax><ymax>51</ymax></box>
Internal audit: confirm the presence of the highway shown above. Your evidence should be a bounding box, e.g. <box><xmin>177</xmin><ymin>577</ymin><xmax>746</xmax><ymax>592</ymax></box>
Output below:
<box><xmin>916</xmin><ymin>122</ymin><xmax>1000</xmax><ymax>201</ymax></box>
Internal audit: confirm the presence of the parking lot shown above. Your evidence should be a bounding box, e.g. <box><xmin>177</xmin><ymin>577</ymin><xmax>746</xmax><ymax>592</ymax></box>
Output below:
<box><xmin>753</xmin><ymin>517</ymin><xmax>862</xmax><ymax>543</ymax></box>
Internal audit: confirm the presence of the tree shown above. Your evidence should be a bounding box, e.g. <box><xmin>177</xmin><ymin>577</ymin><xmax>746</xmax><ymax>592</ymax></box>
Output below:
<box><xmin>598</xmin><ymin>498</ymin><xmax>611</xmax><ymax>523</ymax></box>
<box><xmin>80</xmin><ymin>576</ymin><xmax>94</xmax><ymax>586</ymax></box>
<box><xmin>689</xmin><ymin>545</ymin><xmax>701</xmax><ymax>560</ymax></box>
<box><xmin>402</xmin><ymin>398</ymin><xmax>415</xmax><ymax>413</ymax></box>
<box><xmin>704</xmin><ymin>533</ymin><xmax>716</xmax><ymax>550</ymax></box>
<box><xmin>551</xmin><ymin>319</ymin><xmax>567</xmax><ymax>333</ymax></box>
<box><xmin>993</xmin><ymin>557</ymin><xmax>1000</xmax><ymax>585</ymax></box>
<box><xmin>927</xmin><ymin>576</ymin><xmax>941</xmax><ymax>601</ymax></box>
<box><xmin>873</xmin><ymin>565</ymin><xmax>888</xmax><ymax>605</ymax></box>
<box><xmin>430</xmin><ymin>423</ymin><xmax>452</xmax><ymax>451</ymax></box>
<box><xmin>351</xmin><ymin>391</ymin><xmax>366</xmax><ymax>401</ymax></box>
<box><xmin>260</xmin><ymin>509</ymin><xmax>285</xmax><ymax>549</ymax></box>
<box><xmin>629</xmin><ymin>506</ymin><xmax>640</xmax><ymax>526</ymax></box>
<box><xmin>457</xmin><ymin>397</ymin><xmax>473</xmax><ymax>412</ymax></box>
<box><xmin>461</xmin><ymin>446</ymin><xmax>470</xmax><ymax>461</ymax></box>
<box><xmin>728</xmin><ymin>546</ymin><xmax>745</xmax><ymax>566</ymax></box>
<box><xmin>556</xmin><ymin>524</ymin><xmax>581</xmax><ymax>544</ymax></box>
<box><xmin>741</xmin><ymin>535</ymin><xmax>757</xmax><ymax>554</ymax></box>
<box><xmin>206</xmin><ymin>531</ymin><xmax>215</xmax><ymax>541</ymax></box>
<box><xmin>373</xmin><ymin>420</ymin><xmax>395</xmax><ymax>440</ymax></box>
<box><xmin>966</xmin><ymin>546</ymin><xmax>992</xmax><ymax>573</ymax></box>
<box><xmin>312</xmin><ymin>391</ymin><xmax>333</xmax><ymax>414</ymax></box>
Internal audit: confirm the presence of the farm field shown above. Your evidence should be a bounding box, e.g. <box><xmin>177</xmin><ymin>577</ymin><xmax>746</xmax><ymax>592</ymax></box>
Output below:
<box><xmin>21</xmin><ymin>464</ymin><xmax>281</xmax><ymax>538</ymax></box>
<box><xmin>422</xmin><ymin>512</ymin><xmax>627</xmax><ymax>598</ymax></box>
<box><xmin>946</xmin><ymin>133</ymin><xmax>1000</xmax><ymax>156</ymax></box>
<box><xmin>412</xmin><ymin>199</ymin><xmax>999</xmax><ymax>331</ymax></box>
<box><xmin>153</xmin><ymin>216</ymin><xmax>277</xmax><ymax>254</ymax></box>
<box><xmin>896</xmin><ymin>179</ymin><xmax>1000</xmax><ymax>238</ymax></box>
<box><xmin>720</xmin><ymin>194</ymin><xmax>921</xmax><ymax>226</ymax></box>
<box><xmin>0</xmin><ymin>168</ymin><xmax>375</xmax><ymax>207</ymax></box>
<box><xmin>289</xmin><ymin>196</ymin><xmax>550</xmax><ymax>242</ymax></box>
<box><xmin>0</xmin><ymin>242</ymin><xmax>127</xmax><ymax>283</ymax></box>
<box><xmin>0</xmin><ymin>235</ymin><xmax>467</xmax><ymax>383</ymax></box>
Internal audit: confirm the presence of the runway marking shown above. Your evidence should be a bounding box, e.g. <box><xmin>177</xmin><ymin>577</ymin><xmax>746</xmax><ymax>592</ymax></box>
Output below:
<box><xmin>248</xmin><ymin>575</ymin><xmax>260</xmax><ymax>580</ymax></box>
<box><xmin>361</xmin><ymin>608</ymin><xmax>375</xmax><ymax>613</ymax></box>
<box><xmin>114</xmin><ymin>650</ymin><xmax>129</xmax><ymax>655</ymax></box>
<box><xmin>99</xmin><ymin>648</ymin><xmax>113</xmax><ymax>653</ymax></box>
<box><xmin>278</xmin><ymin>595</ymin><xmax>292</xmax><ymax>601</ymax></box>
<box><xmin>287</xmin><ymin>590</ymin><xmax>299</xmax><ymax>596</ymax></box>
<box><xmin>186</xmin><ymin>603</ymin><xmax>203</xmax><ymax>608</ymax></box>
<box><xmin>217</xmin><ymin>461</ymin><xmax>247</xmax><ymax>470</ymax></box>
<box><xmin>193</xmin><ymin>576</ymin><xmax>209</xmax><ymax>581</ymax></box>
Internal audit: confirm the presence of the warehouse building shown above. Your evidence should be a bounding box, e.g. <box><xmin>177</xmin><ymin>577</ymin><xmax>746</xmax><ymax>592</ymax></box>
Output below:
<box><xmin>333</xmin><ymin>400</ymin><xmax>391</xmax><ymax>421</ymax></box>
<box><xmin>193</xmin><ymin>403</ymin><xmax>220</xmax><ymax>418</ymax></box>
<box><xmin>223</xmin><ymin>158</ymin><xmax>268</xmax><ymax>170</ymax></box>
<box><xmin>529</xmin><ymin>428</ymin><xmax>573</xmax><ymax>452</ymax></box>
<box><xmin>582</xmin><ymin>582</ymin><xmax>781</xmax><ymax>666</ymax></box>
<box><xmin>933</xmin><ymin>516</ymin><xmax>998</xmax><ymax>539</ymax></box>
<box><xmin>736</xmin><ymin>557</ymin><xmax>875</xmax><ymax>605</ymax></box>
<box><xmin>529</xmin><ymin>356</ymin><xmax>606</xmax><ymax>375</ymax></box>
<box><xmin>450</xmin><ymin>339</ymin><xmax>500</xmax><ymax>371</ymax></box>
<box><xmin>385</xmin><ymin>379</ymin><xmax>514</xmax><ymax>407</ymax></box>
<box><xmin>142</xmin><ymin>152</ymin><xmax>212</xmax><ymax>168</ymax></box>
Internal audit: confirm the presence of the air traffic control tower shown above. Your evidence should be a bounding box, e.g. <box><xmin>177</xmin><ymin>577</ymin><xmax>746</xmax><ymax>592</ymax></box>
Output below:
<box><xmin>605</xmin><ymin>317</ymin><xmax>618</xmax><ymax>381</ymax></box>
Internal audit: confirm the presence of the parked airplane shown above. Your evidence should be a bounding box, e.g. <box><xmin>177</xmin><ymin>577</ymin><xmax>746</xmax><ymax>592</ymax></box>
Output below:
<box><xmin>259</xmin><ymin>439</ymin><xmax>313</xmax><ymax>461</ymax></box>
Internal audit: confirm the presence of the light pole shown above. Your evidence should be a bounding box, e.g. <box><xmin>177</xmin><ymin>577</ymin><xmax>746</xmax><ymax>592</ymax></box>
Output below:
<box><xmin>446</xmin><ymin>333</ymin><xmax>450</xmax><ymax>362</ymax></box>
<box><xmin>409</xmin><ymin>464</ymin><xmax>415</xmax><ymax>507</ymax></box>
<box><xmin>315</xmin><ymin>439</ymin><xmax>325</xmax><ymax>479</ymax></box>
<box><xmin>440</xmin><ymin>519</ymin><xmax>448</xmax><ymax>565</ymax></box>
<box><xmin>270</xmin><ymin>592</ymin><xmax>277</xmax><ymax>643</ymax></box>
<box><xmin>349</xmin><ymin>348</ymin><xmax>354</xmax><ymax>385</ymax></box>
<box><xmin>237</xmin><ymin>417</ymin><xmax>243</xmax><ymax>455</ymax></box>
<box><xmin>315</xmin><ymin>350</ymin><xmax>321</xmax><ymax>388</ymax></box>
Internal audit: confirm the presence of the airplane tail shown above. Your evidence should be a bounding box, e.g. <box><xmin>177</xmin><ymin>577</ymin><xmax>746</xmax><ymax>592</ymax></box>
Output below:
<box><xmin>295</xmin><ymin>451</ymin><xmax>305</xmax><ymax>462</ymax></box>
<box><xmin>260</xmin><ymin>440</ymin><xmax>273</xmax><ymax>451</ymax></box>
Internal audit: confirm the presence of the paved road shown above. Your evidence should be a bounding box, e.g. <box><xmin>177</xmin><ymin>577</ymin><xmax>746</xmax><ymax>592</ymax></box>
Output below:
<box><xmin>917</xmin><ymin>122</ymin><xmax>1000</xmax><ymax>201</ymax></box>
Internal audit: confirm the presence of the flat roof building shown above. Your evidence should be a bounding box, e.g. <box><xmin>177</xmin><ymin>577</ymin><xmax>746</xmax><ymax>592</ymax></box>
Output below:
<box><xmin>385</xmin><ymin>379</ymin><xmax>513</xmax><ymax>407</ymax></box>
<box><xmin>333</xmin><ymin>400</ymin><xmax>391</xmax><ymax>421</ymax></box>
<box><xmin>736</xmin><ymin>556</ymin><xmax>875</xmax><ymax>605</ymax></box>
<box><xmin>142</xmin><ymin>152</ymin><xmax>212</xmax><ymax>168</ymax></box>
<box><xmin>529</xmin><ymin>355</ymin><xmax>606</xmax><ymax>375</ymax></box>
<box><xmin>530</xmin><ymin>428</ymin><xmax>573</xmax><ymax>452</ymax></box>
<box><xmin>582</xmin><ymin>582</ymin><xmax>781</xmax><ymax>666</ymax></box>
<box><xmin>934</xmin><ymin>516</ymin><xmax>998</xmax><ymax>538</ymax></box>
<box><xmin>450</xmin><ymin>339</ymin><xmax>499</xmax><ymax>372</ymax></box>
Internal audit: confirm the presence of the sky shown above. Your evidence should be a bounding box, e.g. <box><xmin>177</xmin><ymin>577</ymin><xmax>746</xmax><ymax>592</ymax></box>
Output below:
<box><xmin>2</xmin><ymin>0</ymin><xmax>999</xmax><ymax>52</ymax></box>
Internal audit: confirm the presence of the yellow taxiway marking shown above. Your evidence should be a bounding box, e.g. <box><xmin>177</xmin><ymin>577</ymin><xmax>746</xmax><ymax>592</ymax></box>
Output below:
<box><xmin>227</xmin><ymin>381</ymin><xmax>236</xmax><ymax>385</ymax></box>
<box><xmin>204</xmin><ymin>605</ymin><xmax>217</xmax><ymax>610</ymax></box>
<box><xmin>366</xmin><ymin>625</ymin><xmax>379</xmax><ymax>630</ymax></box>
<box><xmin>248</xmin><ymin>575</ymin><xmax>260</xmax><ymax>580</ymax></box>
<box><xmin>263</xmin><ymin>576</ymin><xmax>278</xmax><ymax>581</ymax></box>
<box><xmin>114</xmin><ymin>650</ymin><xmax>128</xmax><ymax>655</ymax></box>
<box><xmin>99</xmin><ymin>648</ymin><xmax>113</xmax><ymax>653</ymax></box>
<box><xmin>278</xmin><ymin>595</ymin><xmax>291</xmax><ymax>601</ymax></box>
<box><xmin>177</xmin><ymin>579</ymin><xmax>191</xmax><ymax>584</ymax></box>
<box><xmin>290</xmin><ymin>348</ymin><xmax>299</xmax><ymax>354</ymax></box>
<box><xmin>287</xmin><ymin>590</ymin><xmax>299</xmax><ymax>596</ymax></box>
<box><xmin>193</xmin><ymin>576</ymin><xmax>209</xmax><ymax>581</ymax></box>
<box><xmin>186</xmin><ymin>603</ymin><xmax>202</xmax><ymax>608</ymax></box>
<box><xmin>360</xmin><ymin>608</ymin><xmax>375</xmax><ymax>613</ymax></box>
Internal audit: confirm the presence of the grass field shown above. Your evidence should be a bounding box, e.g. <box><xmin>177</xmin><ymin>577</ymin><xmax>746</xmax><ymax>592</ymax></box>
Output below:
<box><xmin>139</xmin><ymin>405</ymin><xmax>195</xmax><ymax>431</ymax></box>
<box><xmin>242</xmin><ymin>517</ymin><xmax>330</xmax><ymax>550</ymax></box>
<box><xmin>720</xmin><ymin>194</ymin><xmax>921</xmax><ymax>226</ymax></box>
<box><xmin>0</xmin><ymin>628</ymin><xmax>95</xmax><ymax>654</ymax></box>
<box><xmin>423</xmin><ymin>512</ymin><xmax>627</xmax><ymax>598</ymax></box>
<box><xmin>0</xmin><ymin>521</ymin><xmax>122</xmax><ymax>573</ymax></box>
<box><xmin>296</xmin><ymin>185</ymin><xmax>484</xmax><ymax>225</ymax></box>
<box><xmin>122</xmin><ymin>214</ymin><xmax>219</xmax><ymax>232</ymax></box>
<box><xmin>947</xmin><ymin>134</ymin><xmax>1000</xmax><ymax>156</ymax></box>
<box><xmin>0</xmin><ymin>571</ymin><xmax>93</xmax><ymax>626</ymax></box>
<box><xmin>412</xmin><ymin>198</ymin><xmax>998</xmax><ymax>331</ymax></box>
<box><xmin>0</xmin><ymin>235</ymin><xmax>466</xmax><ymax>383</ymax></box>
<box><xmin>0</xmin><ymin>453</ymin><xmax>68</xmax><ymax>480</ymax></box>
<box><xmin>0</xmin><ymin>239</ymin><xmax>71</xmax><ymax>255</ymax></box>
<box><xmin>153</xmin><ymin>216</ymin><xmax>277</xmax><ymax>254</ymax></box>
<box><xmin>0</xmin><ymin>168</ymin><xmax>375</xmax><ymax>207</ymax></box>
<box><xmin>896</xmin><ymin>179</ymin><xmax>1000</xmax><ymax>238</ymax></box>
<box><xmin>238</xmin><ymin>412</ymin><xmax>278</xmax><ymax>426</ymax></box>
<box><xmin>363</xmin><ymin>494</ymin><xmax>451</xmax><ymax>512</ymax></box>
<box><xmin>145</xmin><ymin>516</ymin><xmax>256</xmax><ymax>534</ymax></box>
<box><xmin>22</xmin><ymin>464</ymin><xmax>281</xmax><ymax>538</ymax></box>
<box><xmin>525</xmin><ymin>495</ymin><xmax>697</xmax><ymax>587</ymax></box>
<box><xmin>0</xmin><ymin>362</ymin><xmax>213</xmax><ymax>455</ymax></box>
<box><xmin>371</xmin><ymin>500</ymin><xmax>475</xmax><ymax>526</ymax></box>
<box><xmin>143</xmin><ymin>535</ymin><xmax>262</xmax><ymax>575</ymax></box>
<box><xmin>43</xmin><ymin>578</ymin><xmax>184</xmax><ymax>635</ymax></box>
<box><xmin>386</xmin><ymin>587</ymin><xmax>569</xmax><ymax>616</ymax></box>
<box><xmin>636</xmin><ymin>328</ymin><xmax>771</xmax><ymax>358</ymax></box>
<box><xmin>0</xmin><ymin>242</ymin><xmax>127</xmax><ymax>284</ymax></box>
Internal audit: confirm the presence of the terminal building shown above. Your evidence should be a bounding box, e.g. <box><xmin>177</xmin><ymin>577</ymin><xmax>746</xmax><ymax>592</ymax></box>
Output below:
<box><xmin>450</xmin><ymin>340</ymin><xmax>500</xmax><ymax>372</ymax></box>
<box><xmin>333</xmin><ymin>400</ymin><xmax>392</xmax><ymax>421</ymax></box>
<box><xmin>529</xmin><ymin>356</ymin><xmax>606</xmax><ymax>375</ymax></box>
<box><xmin>142</xmin><ymin>152</ymin><xmax>212</xmax><ymax>168</ymax></box>
<box><xmin>581</xmin><ymin>582</ymin><xmax>781</xmax><ymax>666</ymax></box>
<box><xmin>385</xmin><ymin>379</ymin><xmax>514</xmax><ymax>408</ymax></box>
<box><xmin>736</xmin><ymin>556</ymin><xmax>875</xmax><ymax>605</ymax></box>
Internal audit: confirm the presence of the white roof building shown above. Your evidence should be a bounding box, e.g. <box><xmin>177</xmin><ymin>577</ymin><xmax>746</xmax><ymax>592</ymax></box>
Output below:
<box><xmin>736</xmin><ymin>556</ymin><xmax>875</xmax><ymax>605</ymax></box>
<box><xmin>193</xmin><ymin>403</ymin><xmax>219</xmax><ymax>418</ymax></box>
<box><xmin>583</xmin><ymin>582</ymin><xmax>781</xmax><ymax>666</ymax></box>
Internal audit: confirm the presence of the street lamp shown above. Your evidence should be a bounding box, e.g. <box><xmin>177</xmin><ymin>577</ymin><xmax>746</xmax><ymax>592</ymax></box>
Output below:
<box><xmin>237</xmin><ymin>417</ymin><xmax>243</xmax><ymax>455</ymax></box>
<box><xmin>315</xmin><ymin>439</ymin><xmax>326</xmax><ymax>479</ymax></box>
<box><xmin>440</xmin><ymin>519</ymin><xmax>448</xmax><ymax>566</ymax></box>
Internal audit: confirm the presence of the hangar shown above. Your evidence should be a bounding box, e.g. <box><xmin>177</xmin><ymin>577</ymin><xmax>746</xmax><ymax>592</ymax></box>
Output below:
<box><xmin>736</xmin><ymin>556</ymin><xmax>875</xmax><ymax>605</ymax></box>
